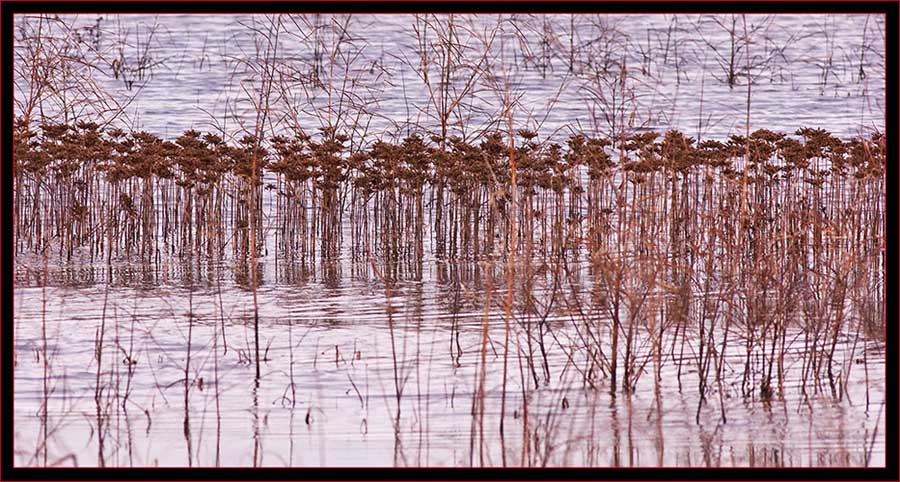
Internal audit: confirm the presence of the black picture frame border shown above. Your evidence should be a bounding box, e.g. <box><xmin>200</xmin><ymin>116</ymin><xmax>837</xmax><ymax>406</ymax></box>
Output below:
<box><xmin>1</xmin><ymin>1</ymin><xmax>896</xmax><ymax>480</ymax></box>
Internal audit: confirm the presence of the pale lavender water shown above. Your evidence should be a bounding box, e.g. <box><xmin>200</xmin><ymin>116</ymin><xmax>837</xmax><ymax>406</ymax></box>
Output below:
<box><xmin>12</xmin><ymin>257</ymin><xmax>887</xmax><ymax>467</ymax></box>
<box><xmin>13</xmin><ymin>14</ymin><xmax>885</xmax><ymax>139</ymax></box>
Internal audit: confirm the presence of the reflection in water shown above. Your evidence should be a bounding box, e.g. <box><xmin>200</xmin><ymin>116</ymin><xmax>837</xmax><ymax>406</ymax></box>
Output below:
<box><xmin>183</xmin><ymin>288</ymin><xmax>193</xmax><ymax>467</ymax></box>
<box><xmin>252</xmin><ymin>378</ymin><xmax>260</xmax><ymax>468</ymax></box>
<box><xmin>13</xmin><ymin>254</ymin><xmax>887</xmax><ymax>468</ymax></box>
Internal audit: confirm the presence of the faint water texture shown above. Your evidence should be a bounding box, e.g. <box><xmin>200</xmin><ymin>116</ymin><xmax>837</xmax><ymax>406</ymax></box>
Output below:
<box><xmin>13</xmin><ymin>14</ymin><xmax>885</xmax><ymax>139</ymax></box>
<box><xmin>12</xmin><ymin>270</ymin><xmax>887</xmax><ymax>467</ymax></box>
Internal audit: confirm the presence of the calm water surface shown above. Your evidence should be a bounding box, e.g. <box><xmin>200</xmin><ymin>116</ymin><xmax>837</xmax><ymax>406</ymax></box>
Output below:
<box><xmin>13</xmin><ymin>13</ymin><xmax>885</xmax><ymax>139</ymax></box>
<box><xmin>13</xmin><ymin>258</ymin><xmax>887</xmax><ymax>467</ymax></box>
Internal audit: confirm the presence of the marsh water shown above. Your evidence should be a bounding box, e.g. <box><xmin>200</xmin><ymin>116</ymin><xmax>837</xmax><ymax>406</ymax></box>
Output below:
<box><xmin>13</xmin><ymin>258</ymin><xmax>888</xmax><ymax>467</ymax></box>
<box><xmin>13</xmin><ymin>13</ymin><xmax>885</xmax><ymax>138</ymax></box>
<box><xmin>12</xmin><ymin>13</ymin><xmax>886</xmax><ymax>468</ymax></box>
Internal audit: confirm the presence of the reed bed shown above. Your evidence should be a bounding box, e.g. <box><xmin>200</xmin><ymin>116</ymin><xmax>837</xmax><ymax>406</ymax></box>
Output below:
<box><xmin>14</xmin><ymin>120</ymin><xmax>885</xmax><ymax>402</ymax></box>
